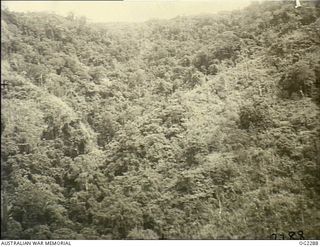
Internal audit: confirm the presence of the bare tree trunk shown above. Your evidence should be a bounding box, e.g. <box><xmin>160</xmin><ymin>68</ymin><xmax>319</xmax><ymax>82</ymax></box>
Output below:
<box><xmin>295</xmin><ymin>0</ymin><xmax>302</xmax><ymax>8</ymax></box>
<box><xmin>218</xmin><ymin>196</ymin><xmax>222</xmax><ymax>219</ymax></box>
<box><xmin>1</xmin><ymin>188</ymin><xmax>8</xmax><ymax>234</ymax></box>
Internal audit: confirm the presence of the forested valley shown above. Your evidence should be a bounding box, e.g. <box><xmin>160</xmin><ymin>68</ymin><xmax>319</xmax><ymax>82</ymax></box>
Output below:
<box><xmin>1</xmin><ymin>0</ymin><xmax>320</xmax><ymax>240</ymax></box>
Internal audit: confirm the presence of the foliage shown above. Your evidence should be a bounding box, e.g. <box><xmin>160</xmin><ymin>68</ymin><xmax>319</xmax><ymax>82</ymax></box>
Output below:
<box><xmin>1</xmin><ymin>0</ymin><xmax>320</xmax><ymax>240</ymax></box>
<box><xmin>279</xmin><ymin>61</ymin><xmax>316</xmax><ymax>98</ymax></box>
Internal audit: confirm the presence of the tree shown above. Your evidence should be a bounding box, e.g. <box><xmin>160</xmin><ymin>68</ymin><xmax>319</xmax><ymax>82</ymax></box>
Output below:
<box><xmin>239</xmin><ymin>102</ymin><xmax>272</xmax><ymax>130</ymax></box>
<box><xmin>279</xmin><ymin>61</ymin><xmax>316</xmax><ymax>98</ymax></box>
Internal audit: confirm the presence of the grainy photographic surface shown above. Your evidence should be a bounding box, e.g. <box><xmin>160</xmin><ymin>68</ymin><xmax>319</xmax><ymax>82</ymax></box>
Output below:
<box><xmin>1</xmin><ymin>0</ymin><xmax>320</xmax><ymax>240</ymax></box>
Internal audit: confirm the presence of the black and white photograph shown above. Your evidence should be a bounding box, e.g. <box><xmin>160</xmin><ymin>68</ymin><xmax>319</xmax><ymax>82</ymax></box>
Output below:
<box><xmin>1</xmin><ymin>0</ymin><xmax>320</xmax><ymax>241</ymax></box>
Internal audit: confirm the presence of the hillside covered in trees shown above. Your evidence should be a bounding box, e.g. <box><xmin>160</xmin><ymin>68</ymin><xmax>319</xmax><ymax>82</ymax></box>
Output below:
<box><xmin>1</xmin><ymin>0</ymin><xmax>320</xmax><ymax>240</ymax></box>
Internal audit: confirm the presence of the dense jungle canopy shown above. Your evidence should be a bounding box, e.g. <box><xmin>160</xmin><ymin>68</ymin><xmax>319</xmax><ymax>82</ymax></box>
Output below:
<box><xmin>1</xmin><ymin>0</ymin><xmax>320</xmax><ymax>240</ymax></box>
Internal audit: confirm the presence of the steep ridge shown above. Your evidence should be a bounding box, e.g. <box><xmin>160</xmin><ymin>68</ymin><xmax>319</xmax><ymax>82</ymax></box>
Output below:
<box><xmin>1</xmin><ymin>1</ymin><xmax>320</xmax><ymax>239</ymax></box>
